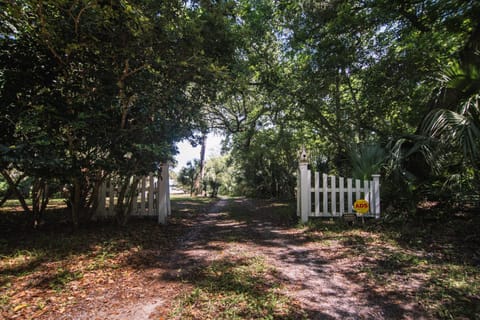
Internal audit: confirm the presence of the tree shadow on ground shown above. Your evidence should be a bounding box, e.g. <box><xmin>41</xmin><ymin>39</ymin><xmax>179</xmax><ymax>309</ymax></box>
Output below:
<box><xmin>3</xmin><ymin>197</ymin><xmax>476</xmax><ymax>319</ymax></box>
<box><xmin>126</xmin><ymin>198</ymin><xmax>434</xmax><ymax>319</ymax></box>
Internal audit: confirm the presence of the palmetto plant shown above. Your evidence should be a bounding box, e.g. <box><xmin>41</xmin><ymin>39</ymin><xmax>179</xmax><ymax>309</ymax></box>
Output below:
<box><xmin>422</xmin><ymin>61</ymin><xmax>480</xmax><ymax>166</ymax></box>
<box><xmin>379</xmin><ymin>61</ymin><xmax>480</xmax><ymax>206</ymax></box>
<box><xmin>348</xmin><ymin>143</ymin><xmax>385</xmax><ymax>180</ymax></box>
<box><xmin>418</xmin><ymin>60</ymin><xmax>480</xmax><ymax>199</ymax></box>
<box><xmin>422</xmin><ymin>95</ymin><xmax>480</xmax><ymax>164</ymax></box>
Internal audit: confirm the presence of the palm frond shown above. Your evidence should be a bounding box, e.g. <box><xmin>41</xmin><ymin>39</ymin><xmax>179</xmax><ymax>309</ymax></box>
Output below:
<box><xmin>386</xmin><ymin>134</ymin><xmax>441</xmax><ymax>177</ymax></box>
<box><xmin>422</xmin><ymin>95</ymin><xmax>480</xmax><ymax>162</ymax></box>
<box><xmin>440</xmin><ymin>62</ymin><xmax>480</xmax><ymax>94</ymax></box>
<box><xmin>348</xmin><ymin>143</ymin><xmax>385</xmax><ymax>180</ymax></box>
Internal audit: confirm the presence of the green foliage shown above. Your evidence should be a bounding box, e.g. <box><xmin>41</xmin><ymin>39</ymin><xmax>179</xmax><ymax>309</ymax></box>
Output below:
<box><xmin>229</xmin><ymin>126</ymin><xmax>300</xmax><ymax>198</ymax></box>
<box><xmin>177</xmin><ymin>160</ymin><xmax>200</xmax><ymax>196</ymax></box>
<box><xmin>276</xmin><ymin>0</ymin><xmax>480</xmax><ymax>210</ymax></box>
<box><xmin>348</xmin><ymin>144</ymin><xmax>385</xmax><ymax>180</ymax></box>
<box><xmin>205</xmin><ymin>0</ymin><xmax>480</xmax><ymax>207</ymax></box>
<box><xmin>423</xmin><ymin>92</ymin><xmax>480</xmax><ymax>167</ymax></box>
<box><xmin>0</xmin><ymin>0</ymin><xmax>238</xmax><ymax>225</ymax></box>
<box><xmin>1</xmin><ymin>0</ymin><xmax>479</xmax><ymax>221</ymax></box>
<box><xmin>204</xmin><ymin>155</ymin><xmax>227</xmax><ymax>197</ymax></box>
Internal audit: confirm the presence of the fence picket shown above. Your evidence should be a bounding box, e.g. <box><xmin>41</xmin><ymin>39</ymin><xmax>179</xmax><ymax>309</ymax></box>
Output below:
<box><xmin>330</xmin><ymin>175</ymin><xmax>336</xmax><ymax>216</ymax></box>
<box><xmin>98</xmin><ymin>182</ymin><xmax>106</xmax><ymax>214</ymax></box>
<box><xmin>140</xmin><ymin>177</ymin><xmax>146</xmax><ymax>215</ymax></box>
<box><xmin>96</xmin><ymin>166</ymin><xmax>170</xmax><ymax>224</ymax></box>
<box><xmin>296</xmin><ymin>154</ymin><xmax>380</xmax><ymax>221</ymax></box>
<box><xmin>363</xmin><ymin>179</ymin><xmax>369</xmax><ymax>207</ymax></box>
<box><xmin>307</xmin><ymin>169</ymin><xmax>312</xmax><ymax>216</ymax></box>
<box><xmin>372</xmin><ymin>174</ymin><xmax>380</xmax><ymax>218</ymax></box>
<box><xmin>339</xmin><ymin>176</ymin><xmax>344</xmax><ymax>215</ymax></box>
<box><xmin>355</xmin><ymin>179</ymin><xmax>361</xmax><ymax>201</ymax></box>
<box><xmin>132</xmin><ymin>177</ymin><xmax>139</xmax><ymax>215</ymax></box>
<box><xmin>322</xmin><ymin>174</ymin><xmax>328</xmax><ymax>215</ymax></box>
<box><xmin>347</xmin><ymin>178</ymin><xmax>353</xmax><ymax>213</ymax></box>
<box><xmin>149</xmin><ymin>173</ymin><xmax>154</xmax><ymax>215</ymax></box>
<box><xmin>315</xmin><ymin>172</ymin><xmax>320</xmax><ymax>216</ymax></box>
<box><xmin>297</xmin><ymin>169</ymin><xmax>300</xmax><ymax>217</ymax></box>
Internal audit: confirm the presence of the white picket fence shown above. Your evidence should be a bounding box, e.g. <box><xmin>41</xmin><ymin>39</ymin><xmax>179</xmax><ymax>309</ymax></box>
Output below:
<box><xmin>297</xmin><ymin>161</ymin><xmax>380</xmax><ymax>222</ymax></box>
<box><xmin>96</xmin><ymin>164</ymin><xmax>171</xmax><ymax>224</ymax></box>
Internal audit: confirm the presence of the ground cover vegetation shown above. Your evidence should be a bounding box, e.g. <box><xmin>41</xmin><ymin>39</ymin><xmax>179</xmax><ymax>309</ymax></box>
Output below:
<box><xmin>2</xmin><ymin>197</ymin><xmax>478</xmax><ymax>319</ymax></box>
<box><xmin>0</xmin><ymin>196</ymin><xmax>212</xmax><ymax>319</ymax></box>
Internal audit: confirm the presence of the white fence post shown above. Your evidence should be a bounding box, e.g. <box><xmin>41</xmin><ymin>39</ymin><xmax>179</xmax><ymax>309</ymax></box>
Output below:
<box><xmin>298</xmin><ymin>147</ymin><xmax>310</xmax><ymax>223</ymax></box>
<box><xmin>297</xmin><ymin>169</ymin><xmax>300</xmax><ymax>217</ymax></box>
<box><xmin>339</xmin><ymin>176</ymin><xmax>344</xmax><ymax>215</ymax></box>
<box><xmin>140</xmin><ymin>177</ymin><xmax>146</xmax><ymax>215</ymax></box>
<box><xmin>315</xmin><ymin>172</ymin><xmax>320</xmax><ymax>217</ymax></box>
<box><xmin>299</xmin><ymin>162</ymin><xmax>309</xmax><ymax>223</ymax></box>
<box><xmin>158</xmin><ymin>163</ymin><xmax>169</xmax><ymax>224</ymax></box>
<box><xmin>148</xmin><ymin>173</ymin><xmax>154</xmax><ymax>215</ymax></box>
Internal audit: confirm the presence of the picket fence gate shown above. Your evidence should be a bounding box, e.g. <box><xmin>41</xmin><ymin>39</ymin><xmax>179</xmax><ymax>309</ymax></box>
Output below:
<box><xmin>297</xmin><ymin>157</ymin><xmax>380</xmax><ymax>223</ymax></box>
<box><xmin>96</xmin><ymin>164</ymin><xmax>171</xmax><ymax>224</ymax></box>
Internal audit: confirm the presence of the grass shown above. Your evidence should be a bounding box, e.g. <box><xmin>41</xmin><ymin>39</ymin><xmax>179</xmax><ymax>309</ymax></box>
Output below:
<box><xmin>1</xmin><ymin>196</ymin><xmax>479</xmax><ymax>319</ymax></box>
<box><xmin>304</xmin><ymin>212</ymin><xmax>480</xmax><ymax>319</ymax></box>
<box><xmin>170</xmin><ymin>255</ymin><xmax>307</xmax><ymax>320</ymax></box>
<box><xmin>421</xmin><ymin>263</ymin><xmax>480</xmax><ymax>319</ymax></box>
<box><xmin>0</xmin><ymin>195</ymin><xmax>220</xmax><ymax>319</ymax></box>
<box><xmin>170</xmin><ymin>194</ymin><xmax>218</xmax><ymax>217</ymax></box>
<box><xmin>223</xmin><ymin>197</ymin><xmax>298</xmax><ymax>226</ymax></box>
<box><xmin>0</xmin><ymin>198</ymin><xmax>66</xmax><ymax>210</ymax></box>
<box><xmin>166</xmin><ymin>197</ymin><xmax>307</xmax><ymax>319</ymax></box>
<box><xmin>194</xmin><ymin>198</ymin><xmax>480</xmax><ymax>319</ymax></box>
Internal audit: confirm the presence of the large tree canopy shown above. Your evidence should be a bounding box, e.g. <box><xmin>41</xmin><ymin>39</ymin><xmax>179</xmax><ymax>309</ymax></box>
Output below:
<box><xmin>1</xmin><ymin>0</ymin><xmax>479</xmax><ymax>224</ymax></box>
<box><xmin>200</xmin><ymin>0</ymin><xmax>479</xmax><ymax>202</ymax></box>
<box><xmin>1</xmin><ymin>0</ymin><xmax>237</xmax><ymax>226</ymax></box>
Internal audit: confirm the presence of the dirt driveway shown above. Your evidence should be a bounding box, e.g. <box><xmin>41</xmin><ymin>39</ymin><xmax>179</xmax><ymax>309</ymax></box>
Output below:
<box><xmin>59</xmin><ymin>197</ymin><xmax>427</xmax><ymax>320</ymax></box>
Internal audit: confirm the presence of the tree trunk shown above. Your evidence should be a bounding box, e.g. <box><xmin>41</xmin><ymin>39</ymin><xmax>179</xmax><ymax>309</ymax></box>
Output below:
<box><xmin>86</xmin><ymin>173</ymin><xmax>105</xmax><ymax>221</ymax></box>
<box><xmin>31</xmin><ymin>178</ymin><xmax>50</xmax><ymax>228</ymax></box>
<box><xmin>70</xmin><ymin>177</ymin><xmax>82</xmax><ymax>229</ymax></box>
<box><xmin>1</xmin><ymin>170</ymin><xmax>30</xmax><ymax>213</ymax></box>
<box><xmin>115</xmin><ymin>176</ymin><xmax>139</xmax><ymax>226</ymax></box>
<box><xmin>194</xmin><ymin>133</ymin><xmax>207</xmax><ymax>195</ymax></box>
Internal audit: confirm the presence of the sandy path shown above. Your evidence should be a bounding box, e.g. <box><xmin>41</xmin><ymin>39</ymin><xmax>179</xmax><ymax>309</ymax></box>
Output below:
<box><xmin>62</xmin><ymin>198</ymin><xmax>428</xmax><ymax>319</ymax></box>
<box><xmin>164</xmin><ymin>198</ymin><xmax>427</xmax><ymax>319</ymax></box>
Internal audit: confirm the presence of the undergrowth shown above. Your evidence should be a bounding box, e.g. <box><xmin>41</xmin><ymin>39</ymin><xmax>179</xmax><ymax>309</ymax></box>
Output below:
<box><xmin>170</xmin><ymin>255</ymin><xmax>307</xmax><ymax>320</ymax></box>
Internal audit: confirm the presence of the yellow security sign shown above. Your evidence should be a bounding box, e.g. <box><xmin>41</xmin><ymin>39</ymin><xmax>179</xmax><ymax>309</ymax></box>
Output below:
<box><xmin>353</xmin><ymin>199</ymin><xmax>369</xmax><ymax>214</ymax></box>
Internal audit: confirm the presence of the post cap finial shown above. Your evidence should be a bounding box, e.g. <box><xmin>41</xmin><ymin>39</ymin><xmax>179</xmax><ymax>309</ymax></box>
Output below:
<box><xmin>299</xmin><ymin>145</ymin><xmax>308</xmax><ymax>163</ymax></box>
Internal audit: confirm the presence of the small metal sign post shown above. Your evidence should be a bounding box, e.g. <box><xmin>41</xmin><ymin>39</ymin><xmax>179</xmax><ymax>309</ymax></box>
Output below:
<box><xmin>353</xmin><ymin>199</ymin><xmax>369</xmax><ymax>224</ymax></box>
